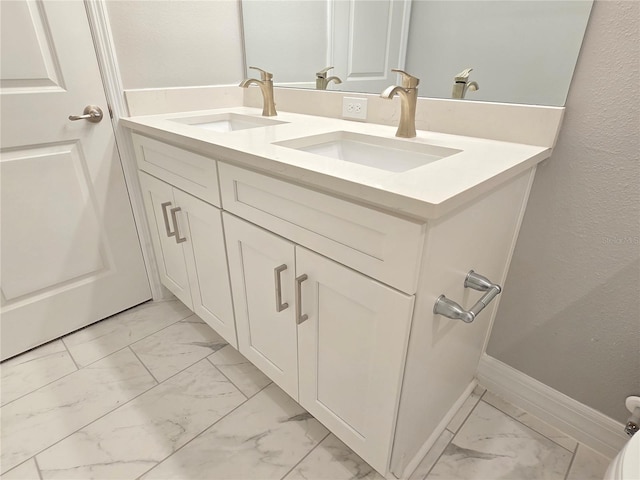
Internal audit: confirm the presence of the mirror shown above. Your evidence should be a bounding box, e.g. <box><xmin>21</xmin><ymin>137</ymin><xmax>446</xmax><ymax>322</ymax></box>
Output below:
<box><xmin>241</xmin><ymin>0</ymin><xmax>593</xmax><ymax>106</ymax></box>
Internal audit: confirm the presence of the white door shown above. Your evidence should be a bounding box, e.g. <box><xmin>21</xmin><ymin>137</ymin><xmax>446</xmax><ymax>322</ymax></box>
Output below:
<box><xmin>0</xmin><ymin>1</ymin><xmax>151</xmax><ymax>360</ymax></box>
<box><xmin>174</xmin><ymin>189</ymin><xmax>236</xmax><ymax>348</ymax></box>
<box><xmin>138</xmin><ymin>173</ymin><xmax>192</xmax><ymax>309</ymax></box>
<box><xmin>331</xmin><ymin>0</ymin><xmax>412</xmax><ymax>93</ymax></box>
<box><xmin>296</xmin><ymin>247</ymin><xmax>415</xmax><ymax>474</ymax></box>
<box><xmin>224</xmin><ymin>214</ymin><xmax>299</xmax><ymax>400</ymax></box>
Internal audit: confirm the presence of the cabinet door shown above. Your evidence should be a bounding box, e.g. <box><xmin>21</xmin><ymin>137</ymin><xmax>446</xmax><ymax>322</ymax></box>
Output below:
<box><xmin>138</xmin><ymin>172</ymin><xmax>192</xmax><ymax>308</ymax></box>
<box><xmin>174</xmin><ymin>190</ymin><xmax>236</xmax><ymax>348</ymax></box>
<box><xmin>297</xmin><ymin>247</ymin><xmax>415</xmax><ymax>474</ymax></box>
<box><xmin>224</xmin><ymin>213</ymin><xmax>298</xmax><ymax>399</ymax></box>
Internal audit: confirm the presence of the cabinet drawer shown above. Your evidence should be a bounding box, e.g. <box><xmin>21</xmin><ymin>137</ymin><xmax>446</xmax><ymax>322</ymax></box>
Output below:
<box><xmin>132</xmin><ymin>134</ymin><xmax>220</xmax><ymax>207</ymax></box>
<box><xmin>219</xmin><ymin>163</ymin><xmax>425</xmax><ymax>293</ymax></box>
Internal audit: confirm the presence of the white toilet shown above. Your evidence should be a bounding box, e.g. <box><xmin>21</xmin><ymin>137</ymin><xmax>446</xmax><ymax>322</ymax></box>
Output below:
<box><xmin>604</xmin><ymin>432</ymin><xmax>640</xmax><ymax>480</ymax></box>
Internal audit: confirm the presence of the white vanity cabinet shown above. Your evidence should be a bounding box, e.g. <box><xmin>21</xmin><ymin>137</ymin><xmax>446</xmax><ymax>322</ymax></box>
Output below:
<box><xmin>128</xmin><ymin>127</ymin><xmax>540</xmax><ymax>479</ymax></box>
<box><xmin>134</xmin><ymin>136</ymin><xmax>236</xmax><ymax>348</ymax></box>
<box><xmin>224</xmin><ymin>213</ymin><xmax>415</xmax><ymax>473</ymax></box>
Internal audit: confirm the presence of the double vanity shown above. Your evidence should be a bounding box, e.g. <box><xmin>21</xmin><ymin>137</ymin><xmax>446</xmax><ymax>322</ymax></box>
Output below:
<box><xmin>122</xmin><ymin>103</ymin><xmax>554</xmax><ymax>478</ymax></box>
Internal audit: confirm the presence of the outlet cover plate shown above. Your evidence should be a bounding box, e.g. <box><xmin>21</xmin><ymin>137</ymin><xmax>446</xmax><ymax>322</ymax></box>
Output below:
<box><xmin>342</xmin><ymin>97</ymin><xmax>368</xmax><ymax>120</ymax></box>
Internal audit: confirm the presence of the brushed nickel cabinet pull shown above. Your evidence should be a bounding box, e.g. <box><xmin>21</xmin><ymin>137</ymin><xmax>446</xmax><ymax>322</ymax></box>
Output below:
<box><xmin>295</xmin><ymin>274</ymin><xmax>308</xmax><ymax>324</ymax></box>
<box><xmin>161</xmin><ymin>202</ymin><xmax>175</xmax><ymax>237</ymax></box>
<box><xmin>169</xmin><ymin>207</ymin><xmax>187</xmax><ymax>244</ymax></box>
<box><xmin>274</xmin><ymin>264</ymin><xmax>289</xmax><ymax>312</ymax></box>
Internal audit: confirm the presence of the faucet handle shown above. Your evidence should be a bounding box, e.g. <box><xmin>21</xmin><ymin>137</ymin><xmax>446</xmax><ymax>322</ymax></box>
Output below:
<box><xmin>392</xmin><ymin>69</ymin><xmax>420</xmax><ymax>88</ymax></box>
<box><xmin>455</xmin><ymin>68</ymin><xmax>473</xmax><ymax>83</ymax></box>
<box><xmin>249</xmin><ymin>66</ymin><xmax>273</xmax><ymax>81</ymax></box>
<box><xmin>316</xmin><ymin>66</ymin><xmax>334</xmax><ymax>78</ymax></box>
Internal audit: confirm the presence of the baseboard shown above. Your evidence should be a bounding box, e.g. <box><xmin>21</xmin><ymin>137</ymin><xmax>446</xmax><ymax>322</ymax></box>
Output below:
<box><xmin>477</xmin><ymin>354</ymin><xmax>627</xmax><ymax>458</ymax></box>
<box><xmin>391</xmin><ymin>380</ymin><xmax>477</xmax><ymax>479</ymax></box>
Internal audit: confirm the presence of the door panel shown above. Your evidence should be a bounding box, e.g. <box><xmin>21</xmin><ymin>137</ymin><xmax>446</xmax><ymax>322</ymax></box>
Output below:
<box><xmin>138</xmin><ymin>173</ymin><xmax>191</xmax><ymax>308</ymax></box>
<box><xmin>0</xmin><ymin>1</ymin><xmax>151</xmax><ymax>360</ymax></box>
<box><xmin>224</xmin><ymin>213</ymin><xmax>298</xmax><ymax>400</ymax></box>
<box><xmin>0</xmin><ymin>0</ymin><xmax>64</xmax><ymax>92</ymax></box>
<box><xmin>1</xmin><ymin>144</ymin><xmax>105</xmax><ymax>300</ymax></box>
<box><xmin>331</xmin><ymin>0</ymin><xmax>411</xmax><ymax>93</ymax></box>
<box><xmin>297</xmin><ymin>247</ymin><xmax>415</xmax><ymax>473</ymax></box>
<box><xmin>174</xmin><ymin>189</ymin><xmax>236</xmax><ymax>347</ymax></box>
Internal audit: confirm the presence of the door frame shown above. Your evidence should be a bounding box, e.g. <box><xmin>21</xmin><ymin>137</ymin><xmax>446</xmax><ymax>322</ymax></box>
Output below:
<box><xmin>84</xmin><ymin>0</ymin><xmax>164</xmax><ymax>299</ymax></box>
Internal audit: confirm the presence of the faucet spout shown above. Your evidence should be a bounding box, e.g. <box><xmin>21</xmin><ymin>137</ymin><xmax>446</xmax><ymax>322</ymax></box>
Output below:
<box><xmin>380</xmin><ymin>84</ymin><xmax>417</xmax><ymax>138</ymax></box>
<box><xmin>240</xmin><ymin>67</ymin><xmax>277</xmax><ymax>116</ymax></box>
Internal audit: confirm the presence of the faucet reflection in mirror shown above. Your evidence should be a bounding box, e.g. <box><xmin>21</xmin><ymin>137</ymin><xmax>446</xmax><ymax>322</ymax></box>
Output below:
<box><xmin>241</xmin><ymin>0</ymin><xmax>593</xmax><ymax>106</ymax></box>
<box><xmin>452</xmin><ymin>68</ymin><xmax>479</xmax><ymax>99</ymax></box>
<box><xmin>316</xmin><ymin>66</ymin><xmax>342</xmax><ymax>90</ymax></box>
<box><xmin>239</xmin><ymin>66</ymin><xmax>277</xmax><ymax>116</ymax></box>
<box><xmin>381</xmin><ymin>69</ymin><xmax>419</xmax><ymax>138</ymax></box>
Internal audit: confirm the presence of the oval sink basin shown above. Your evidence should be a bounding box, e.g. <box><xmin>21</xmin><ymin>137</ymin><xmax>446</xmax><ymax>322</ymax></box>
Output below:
<box><xmin>170</xmin><ymin>113</ymin><xmax>287</xmax><ymax>132</ymax></box>
<box><xmin>275</xmin><ymin>131</ymin><xmax>462</xmax><ymax>173</ymax></box>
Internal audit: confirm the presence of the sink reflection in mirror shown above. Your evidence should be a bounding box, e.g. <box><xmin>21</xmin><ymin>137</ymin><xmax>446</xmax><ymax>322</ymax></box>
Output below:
<box><xmin>170</xmin><ymin>113</ymin><xmax>287</xmax><ymax>132</ymax></box>
<box><xmin>275</xmin><ymin>131</ymin><xmax>461</xmax><ymax>173</ymax></box>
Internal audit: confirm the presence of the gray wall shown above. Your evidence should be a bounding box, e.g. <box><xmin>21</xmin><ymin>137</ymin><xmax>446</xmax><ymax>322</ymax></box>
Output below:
<box><xmin>106</xmin><ymin>1</ymin><xmax>244</xmax><ymax>89</ymax></box>
<box><xmin>487</xmin><ymin>0</ymin><xmax>640</xmax><ymax>423</ymax></box>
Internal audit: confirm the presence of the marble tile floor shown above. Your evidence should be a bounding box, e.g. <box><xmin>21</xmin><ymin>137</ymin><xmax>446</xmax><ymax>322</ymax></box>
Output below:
<box><xmin>1</xmin><ymin>299</ymin><xmax>613</xmax><ymax>480</ymax></box>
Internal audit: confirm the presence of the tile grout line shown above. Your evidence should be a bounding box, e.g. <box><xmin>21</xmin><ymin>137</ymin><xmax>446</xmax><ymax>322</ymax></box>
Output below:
<box><xmin>15</xmin><ymin>345</ymin><xmax>214</xmax><ymax>473</ymax></box>
<box><xmin>0</xmin><ymin>352</ymin><xmax>78</xmax><ymax>408</ymax></box>
<box><xmin>1</xmin><ymin>457</ymin><xmax>40</xmax><ymax>479</ymax></box>
<box><xmin>205</xmin><ymin>355</ymin><xmax>249</xmax><ymax>401</ymax></box>
<box><xmin>128</xmin><ymin>346</ymin><xmax>161</xmax><ymax>385</ymax></box>
<box><xmin>17</xmin><ymin>345</ymin><xmax>160</xmax><ymax>472</ymax></box>
<box><xmin>564</xmin><ymin>444</ymin><xmax>579</xmax><ymax>480</ymax></box>
<box><xmin>279</xmin><ymin>431</ymin><xmax>332</xmax><ymax>480</ymax></box>
<box><xmin>1</xmin><ymin>306</ymin><xmax>199</xmax><ymax>409</ymax></box>
<box><xmin>480</xmin><ymin>393</ymin><xmax>577</xmax><ymax>454</ymax></box>
<box><xmin>2</xmin><ymin>307</ymin><xmax>240</xmax><ymax>476</ymax></box>
<box><xmin>33</xmin><ymin>455</ymin><xmax>44</xmax><ymax>480</ymax></box>
<box><xmin>422</xmin><ymin>429</ymin><xmax>457</xmax><ymax>480</ymax></box>
<box><xmin>422</xmin><ymin>391</ymin><xmax>487</xmax><ymax>480</ymax></box>
<box><xmin>480</xmin><ymin>400</ymin><xmax>576</xmax><ymax>455</ymax></box>
<box><xmin>132</xmin><ymin>384</ymin><xmax>268</xmax><ymax>480</ymax></box>
<box><xmin>61</xmin><ymin>302</ymin><xmax>194</xmax><ymax>370</ymax></box>
<box><xmin>61</xmin><ymin>338</ymin><xmax>81</xmax><ymax>371</ymax></box>
<box><xmin>0</xmin><ymin>343</ymin><xmax>142</xmax><ymax>409</ymax></box>
<box><xmin>450</xmin><ymin>388</ymin><xmax>485</xmax><ymax>435</ymax></box>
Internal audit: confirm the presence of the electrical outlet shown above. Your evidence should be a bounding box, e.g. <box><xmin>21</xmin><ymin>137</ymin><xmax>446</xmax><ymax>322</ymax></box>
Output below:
<box><xmin>342</xmin><ymin>97</ymin><xmax>367</xmax><ymax>120</ymax></box>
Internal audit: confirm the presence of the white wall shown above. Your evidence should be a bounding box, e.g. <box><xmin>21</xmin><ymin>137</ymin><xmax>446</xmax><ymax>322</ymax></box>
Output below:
<box><xmin>405</xmin><ymin>1</ymin><xmax>593</xmax><ymax>106</ymax></box>
<box><xmin>106</xmin><ymin>0</ymin><xmax>244</xmax><ymax>89</ymax></box>
<box><xmin>487</xmin><ymin>0</ymin><xmax>640</xmax><ymax>423</ymax></box>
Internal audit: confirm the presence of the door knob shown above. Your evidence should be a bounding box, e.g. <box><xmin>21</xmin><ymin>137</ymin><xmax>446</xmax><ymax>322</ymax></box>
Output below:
<box><xmin>68</xmin><ymin>105</ymin><xmax>103</xmax><ymax>123</ymax></box>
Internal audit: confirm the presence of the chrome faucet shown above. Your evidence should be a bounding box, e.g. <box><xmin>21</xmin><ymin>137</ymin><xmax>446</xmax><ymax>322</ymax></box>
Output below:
<box><xmin>452</xmin><ymin>68</ymin><xmax>479</xmax><ymax>99</ymax></box>
<box><xmin>381</xmin><ymin>69</ymin><xmax>420</xmax><ymax>138</ymax></box>
<box><xmin>316</xmin><ymin>66</ymin><xmax>342</xmax><ymax>90</ymax></box>
<box><xmin>239</xmin><ymin>66</ymin><xmax>277</xmax><ymax>116</ymax></box>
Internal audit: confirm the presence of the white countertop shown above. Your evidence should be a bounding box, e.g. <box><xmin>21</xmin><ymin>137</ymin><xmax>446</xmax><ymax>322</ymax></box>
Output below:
<box><xmin>122</xmin><ymin>107</ymin><xmax>551</xmax><ymax>220</ymax></box>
